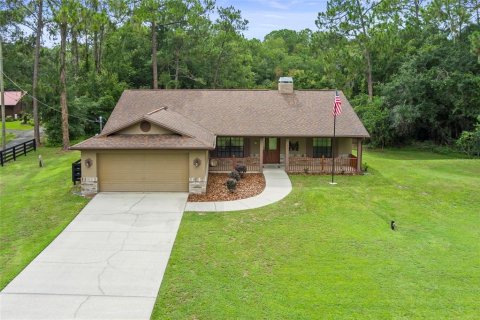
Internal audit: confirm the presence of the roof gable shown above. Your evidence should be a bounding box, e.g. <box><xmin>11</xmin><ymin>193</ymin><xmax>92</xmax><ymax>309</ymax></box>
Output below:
<box><xmin>99</xmin><ymin>107</ymin><xmax>215</xmax><ymax>148</ymax></box>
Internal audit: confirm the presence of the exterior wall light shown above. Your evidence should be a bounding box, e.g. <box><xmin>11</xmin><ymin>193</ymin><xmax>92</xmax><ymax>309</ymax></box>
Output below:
<box><xmin>193</xmin><ymin>158</ymin><xmax>201</xmax><ymax>167</ymax></box>
<box><xmin>85</xmin><ymin>158</ymin><xmax>93</xmax><ymax>168</ymax></box>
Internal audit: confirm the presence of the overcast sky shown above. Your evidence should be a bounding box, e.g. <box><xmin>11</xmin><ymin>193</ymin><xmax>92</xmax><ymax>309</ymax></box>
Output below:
<box><xmin>216</xmin><ymin>0</ymin><xmax>328</xmax><ymax>40</ymax></box>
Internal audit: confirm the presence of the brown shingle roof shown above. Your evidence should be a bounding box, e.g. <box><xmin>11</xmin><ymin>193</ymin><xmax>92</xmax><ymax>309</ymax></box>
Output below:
<box><xmin>72</xmin><ymin>89</ymin><xmax>369</xmax><ymax>151</ymax></box>
<box><xmin>70</xmin><ymin>134</ymin><xmax>213</xmax><ymax>150</ymax></box>
<box><xmin>99</xmin><ymin>107</ymin><xmax>215</xmax><ymax>147</ymax></box>
<box><xmin>103</xmin><ymin>89</ymin><xmax>369</xmax><ymax>138</ymax></box>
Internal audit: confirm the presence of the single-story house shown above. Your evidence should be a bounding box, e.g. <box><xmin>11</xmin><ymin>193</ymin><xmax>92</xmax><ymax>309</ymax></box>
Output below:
<box><xmin>3</xmin><ymin>91</ymin><xmax>26</xmax><ymax>118</ymax></box>
<box><xmin>71</xmin><ymin>78</ymin><xmax>369</xmax><ymax>195</ymax></box>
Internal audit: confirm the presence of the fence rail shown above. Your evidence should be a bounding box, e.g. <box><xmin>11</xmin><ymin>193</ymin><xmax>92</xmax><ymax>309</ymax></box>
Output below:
<box><xmin>0</xmin><ymin>139</ymin><xmax>36</xmax><ymax>167</ymax></box>
<box><xmin>287</xmin><ymin>156</ymin><xmax>358</xmax><ymax>173</ymax></box>
<box><xmin>209</xmin><ymin>157</ymin><xmax>261</xmax><ymax>172</ymax></box>
<box><xmin>72</xmin><ymin>159</ymin><xmax>81</xmax><ymax>184</ymax></box>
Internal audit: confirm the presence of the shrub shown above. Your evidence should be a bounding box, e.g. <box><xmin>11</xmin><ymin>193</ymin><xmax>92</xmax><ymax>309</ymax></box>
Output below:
<box><xmin>226</xmin><ymin>178</ymin><xmax>237</xmax><ymax>192</ymax></box>
<box><xmin>363</xmin><ymin>162</ymin><xmax>369</xmax><ymax>172</ymax></box>
<box><xmin>456</xmin><ymin>116</ymin><xmax>480</xmax><ymax>157</ymax></box>
<box><xmin>229</xmin><ymin>170</ymin><xmax>241</xmax><ymax>181</ymax></box>
<box><xmin>235</xmin><ymin>164</ymin><xmax>247</xmax><ymax>177</ymax></box>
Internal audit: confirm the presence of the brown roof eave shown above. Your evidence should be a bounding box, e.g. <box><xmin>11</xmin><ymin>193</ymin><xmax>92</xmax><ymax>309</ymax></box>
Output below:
<box><xmin>70</xmin><ymin>146</ymin><xmax>214</xmax><ymax>151</ymax></box>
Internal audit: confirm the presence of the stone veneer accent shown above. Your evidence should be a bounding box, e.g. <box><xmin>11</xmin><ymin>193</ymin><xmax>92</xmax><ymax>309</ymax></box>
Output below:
<box><xmin>189</xmin><ymin>174</ymin><xmax>208</xmax><ymax>194</ymax></box>
<box><xmin>81</xmin><ymin>177</ymin><xmax>98</xmax><ymax>195</ymax></box>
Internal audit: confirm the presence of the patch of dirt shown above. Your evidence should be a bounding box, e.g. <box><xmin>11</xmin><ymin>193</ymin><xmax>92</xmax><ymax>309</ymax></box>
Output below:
<box><xmin>188</xmin><ymin>173</ymin><xmax>266</xmax><ymax>202</ymax></box>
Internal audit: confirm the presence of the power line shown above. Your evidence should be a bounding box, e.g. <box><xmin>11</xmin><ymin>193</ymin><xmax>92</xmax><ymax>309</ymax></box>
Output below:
<box><xmin>2</xmin><ymin>72</ymin><xmax>98</xmax><ymax>124</ymax></box>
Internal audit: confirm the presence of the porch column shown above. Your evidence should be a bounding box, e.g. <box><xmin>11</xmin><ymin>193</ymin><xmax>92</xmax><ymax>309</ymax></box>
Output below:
<box><xmin>259</xmin><ymin>137</ymin><xmax>265</xmax><ymax>172</ymax></box>
<box><xmin>285</xmin><ymin>138</ymin><xmax>289</xmax><ymax>171</ymax></box>
<box><xmin>357</xmin><ymin>138</ymin><xmax>363</xmax><ymax>172</ymax></box>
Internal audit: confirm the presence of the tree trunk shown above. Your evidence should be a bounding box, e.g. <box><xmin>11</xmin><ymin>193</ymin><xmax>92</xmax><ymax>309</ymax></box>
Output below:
<box><xmin>94</xmin><ymin>30</ymin><xmax>99</xmax><ymax>72</ymax></box>
<box><xmin>71</xmin><ymin>27</ymin><xmax>79</xmax><ymax>76</ymax></box>
<box><xmin>84</xmin><ymin>31</ymin><xmax>89</xmax><ymax>72</ymax></box>
<box><xmin>98</xmin><ymin>24</ymin><xmax>104</xmax><ymax>73</ymax></box>
<box><xmin>174</xmin><ymin>46</ymin><xmax>180</xmax><ymax>89</ymax></box>
<box><xmin>355</xmin><ymin>0</ymin><xmax>373</xmax><ymax>100</ymax></box>
<box><xmin>414</xmin><ymin>0</ymin><xmax>420</xmax><ymax>21</ymax></box>
<box><xmin>32</xmin><ymin>0</ymin><xmax>43</xmax><ymax>147</ymax></box>
<box><xmin>365</xmin><ymin>48</ymin><xmax>373</xmax><ymax>100</ymax></box>
<box><xmin>60</xmin><ymin>21</ymin><xmax>70</xmax><ymax>150</ymax></box>
<box><xmin>151</xmin><ymin>21</ymin><xmax>158</xmax><ymax>89</ymax></box>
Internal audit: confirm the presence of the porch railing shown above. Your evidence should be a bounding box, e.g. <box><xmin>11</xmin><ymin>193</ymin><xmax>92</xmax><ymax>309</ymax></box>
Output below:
<box><xmin>209</xmin><ymin>156</ymin><xmax>261</xmax><ymax>172</ymax></box>
<box><xmin>287</xmin><ymin>156</ymin><xmax>358</xmax><ymax>173</ymax></box>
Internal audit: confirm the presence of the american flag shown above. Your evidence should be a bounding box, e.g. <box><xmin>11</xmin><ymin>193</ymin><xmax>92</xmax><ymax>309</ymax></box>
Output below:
<box><xmin>333</xmin><ymin>91</ymin><xmax>342</xmax><ymax>116</ymax></box>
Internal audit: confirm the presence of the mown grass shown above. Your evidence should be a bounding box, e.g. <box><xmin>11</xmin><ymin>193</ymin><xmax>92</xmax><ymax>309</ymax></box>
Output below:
<box><xmin>0</xmin><ymin>147</ymin><xmax>89</xmax><ymax>289</ymax></box>
<box><xmin>153</xmin><ymin>149</ymin><xmax>480</xmax><ymax>319</ymax></box>
<box><xmin>1</xmin><ymin>132</ymin><xmax>16</xmax><ymax>144</ymax></box>
<box><xmin>5</xmin><ymin>120</ymin><xmax>34</xmax><ymax>131</ymax></box>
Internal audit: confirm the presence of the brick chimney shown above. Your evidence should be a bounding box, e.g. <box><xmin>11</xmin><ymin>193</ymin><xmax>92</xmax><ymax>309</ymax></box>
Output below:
<box><xmin>278</xmin><ymin>77</ymin><xmax>294</xmax><ymax>94</ymax></box>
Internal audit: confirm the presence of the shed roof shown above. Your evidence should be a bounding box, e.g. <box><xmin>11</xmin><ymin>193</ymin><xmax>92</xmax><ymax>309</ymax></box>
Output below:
<box><xmin>3</xmin><ymin>91</ymin><xmax>25</xmax><ymax>106</ymax></box>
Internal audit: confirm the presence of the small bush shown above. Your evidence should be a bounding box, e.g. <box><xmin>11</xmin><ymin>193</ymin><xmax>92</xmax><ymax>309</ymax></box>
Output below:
<box><xmin>363</xmin><ymin>162</ymin><xmax>369</xmax><ymax>172</ymax></box>
<box><xmin>226</xmin><ymin>178</ymin><xmax>237</xmax><ymax>192</ymax></box>
<box><xmin>235</xmin><ymin>164</ymin><xmax>247</xmax><ymax>177</ymax></box>
<box><xmin>229</xmin><ymin>170</ymin><xmax>241</xmax><ymax>181</ymax></box>
<box><xmin>5</xmin><ymin>116</ymin><xmax>14</xmax><ymax>122</ymax></box>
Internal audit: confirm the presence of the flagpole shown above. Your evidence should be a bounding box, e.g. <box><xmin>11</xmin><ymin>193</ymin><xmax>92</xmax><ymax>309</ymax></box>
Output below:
<box><xmin>330</xmin><ymin>114</ymin><xmax>336</xmax><ymax>184</ymax></box>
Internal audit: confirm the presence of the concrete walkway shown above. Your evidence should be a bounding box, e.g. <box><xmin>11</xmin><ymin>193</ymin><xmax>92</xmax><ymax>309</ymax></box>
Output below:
<box><xmin>185</xmin><ymin>168</ymin><xmax>292</xmax><ymax>212</ymax></box>
<box><xmin>0</xmin><ymin>192</ymin><xmax>188</xmax><ymax>320</ymax></box>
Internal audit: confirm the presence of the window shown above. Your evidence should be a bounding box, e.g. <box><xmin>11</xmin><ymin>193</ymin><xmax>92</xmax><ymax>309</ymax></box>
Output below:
<box><xmin>268</xmin><ymin>138</ymin><xmax>277</xmax><ymax>150</ymax></box>
<box><xmin>313</xmin><ymin>138</ymin><xmax>332</xmax><ymax>158</ymax></box>
<box><xmin>213</xmin><ymin>137</ymin><xmax>244</xmax><ymax>157</ymax></box>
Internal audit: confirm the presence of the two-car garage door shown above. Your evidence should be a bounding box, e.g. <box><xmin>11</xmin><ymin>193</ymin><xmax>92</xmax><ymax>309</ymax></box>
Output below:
<box><xmin>98</xmin><ymin>152</ymin><xmax>189</xmax><ymax>192</ymax></box>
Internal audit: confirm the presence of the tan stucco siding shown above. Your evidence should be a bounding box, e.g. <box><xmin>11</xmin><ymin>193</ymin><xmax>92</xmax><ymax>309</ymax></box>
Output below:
<box><xmin>189</xmin><ymin>150</ymin><xmax>208</xmax><ymax>179</ymax></box>
<box><xmin>248</xmin><ymin>137</ymin><xmax>261</xmax><ymax>156</ymax></box>
<box><xmin>81</xmin><ymin>150</ymin><xmax>98</xmax><ymax>178</ymax></box>
<box><xmin>280</xmin><ymin>137</ymin><xmax>307</xmax><ymax>156</ymax></box>
<box><xmin>335</xmin><ymin>138</ymin><xmax>352</xmax><ymax>156</ymax></box>
<box><xmin>117</xmin><ymin>122</ymin><xmax>174</xmax><ymax>135</ymax></box>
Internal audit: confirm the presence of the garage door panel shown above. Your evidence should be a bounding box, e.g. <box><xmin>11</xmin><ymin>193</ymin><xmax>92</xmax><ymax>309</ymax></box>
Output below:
<box><xmin>98</xmin><ymin>153</ymin><xmax>189</xmax><ymax>192</ymax></box>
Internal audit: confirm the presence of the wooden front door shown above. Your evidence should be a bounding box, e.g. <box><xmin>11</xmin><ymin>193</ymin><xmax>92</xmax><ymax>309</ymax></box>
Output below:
<box><xmin>263</xmin><ymin>137</ymin><xmax>280</xmax><ymax>164</ymax></box>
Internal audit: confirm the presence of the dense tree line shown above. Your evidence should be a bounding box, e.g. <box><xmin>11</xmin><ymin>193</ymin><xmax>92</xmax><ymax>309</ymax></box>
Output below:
<box><xmin>1</xmin><ymin>0</ymin><xmax>479</xmax><ymax>153</ymax></box>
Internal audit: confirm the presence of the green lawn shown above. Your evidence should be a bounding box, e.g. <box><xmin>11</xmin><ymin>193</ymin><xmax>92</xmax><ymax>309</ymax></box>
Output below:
<box><xmin>5</xmin><ymin>120</ymin><xmax>34</xmax><ymax>130</ymax></box>
<box><xmin>0</xmin><ymin>147</ymin><xmax>88</xmax><ymax>289</ymax></box>
<box><xmin>1</xmin><ymin>132</ymin><xmax>16</xmax><ymax>144</ymax></box>
<box><xmin>153</xmin><ymin>149</ymin><xmax>480</xmax><ymax>319</ymax></box>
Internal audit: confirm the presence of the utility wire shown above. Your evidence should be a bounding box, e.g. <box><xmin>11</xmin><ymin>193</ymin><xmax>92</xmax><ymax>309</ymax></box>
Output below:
<box><xmin>2</xmin><ymin>72</ymin><xmax>98</xmax><ymax>123</ymax></box>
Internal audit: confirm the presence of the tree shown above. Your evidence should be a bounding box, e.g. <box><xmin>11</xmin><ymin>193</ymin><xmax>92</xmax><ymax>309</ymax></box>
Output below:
<box><xmin>32</xmin><ymin>0</ymin><xmax>43</xmax><ymax>146</ymax></box>
<box><xmin>316</xmin><ymin>0</ymin><xmax>402</xmax><ymax>100</ymax></box>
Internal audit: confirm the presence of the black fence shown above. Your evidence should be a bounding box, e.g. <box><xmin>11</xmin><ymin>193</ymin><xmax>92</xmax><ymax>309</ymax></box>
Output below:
<box><xmin>72</xmin><ymin>159</ymin><xmax>81</xmax><ymax>184</ymax></box>
<box><xmin>0</xmin><ymin>139</ymin><xmax>36</xmax><ymax>166</ymax></box>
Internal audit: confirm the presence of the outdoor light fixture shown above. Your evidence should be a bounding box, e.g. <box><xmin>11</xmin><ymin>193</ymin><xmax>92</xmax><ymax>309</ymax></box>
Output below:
<box><xmin>193</xmin><ymin>158</ymin><xmax>201</xmax><ymax>167</ymax></box>
<box><xmin>85</xmin><ymin>158</ymin><xmax>93</xmax><ymax>168</ymax></box>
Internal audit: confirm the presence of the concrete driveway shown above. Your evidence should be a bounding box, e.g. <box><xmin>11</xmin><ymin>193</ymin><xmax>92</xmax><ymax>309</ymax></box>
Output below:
<box><xmin>0</xmin><ymin>192</ymin><xmax>188</xmax><ymax>320</ymax></box>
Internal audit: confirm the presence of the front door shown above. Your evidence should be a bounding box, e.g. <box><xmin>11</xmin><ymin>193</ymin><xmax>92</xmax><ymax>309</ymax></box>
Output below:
<box><xmin>264</xmin><ymin>137</ymin><xmax>280</xmax><ymax>164</ymax></box>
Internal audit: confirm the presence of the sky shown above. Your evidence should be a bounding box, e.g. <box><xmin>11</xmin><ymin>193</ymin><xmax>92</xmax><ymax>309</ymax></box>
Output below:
<box><xmin>216</xmin><ymin>0</ymin><xmax>328</xmax><ymax>40</ymax></box>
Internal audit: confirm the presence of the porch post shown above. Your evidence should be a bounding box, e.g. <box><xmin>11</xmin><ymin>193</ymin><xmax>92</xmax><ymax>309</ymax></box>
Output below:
<box><xmin>259</xmin><ymin>137</ymin><xmax>265</xmax><ymax>172</ymax></box>
<box><xmin>357</xmin><ymin>138</ymin><xmax>362</xmax><ymax>172</ymax></box>
<box><xmin>285</xmin><ymin>138</ymin><xmax>289</xmax><ymax>171</ymax></box>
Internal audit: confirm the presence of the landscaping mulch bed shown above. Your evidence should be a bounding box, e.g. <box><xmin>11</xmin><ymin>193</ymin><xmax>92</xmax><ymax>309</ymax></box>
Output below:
<box><xmin>188</xmin><ymin>173</ymin><xmax>266</xmax><ymax>202</ymax></box>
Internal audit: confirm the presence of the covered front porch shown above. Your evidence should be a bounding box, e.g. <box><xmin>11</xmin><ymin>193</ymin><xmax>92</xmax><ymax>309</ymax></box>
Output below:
<box><xmin>208</xmin><ymin>136</ymin><xmax>363</xmax><ymax>174</ymax></box>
